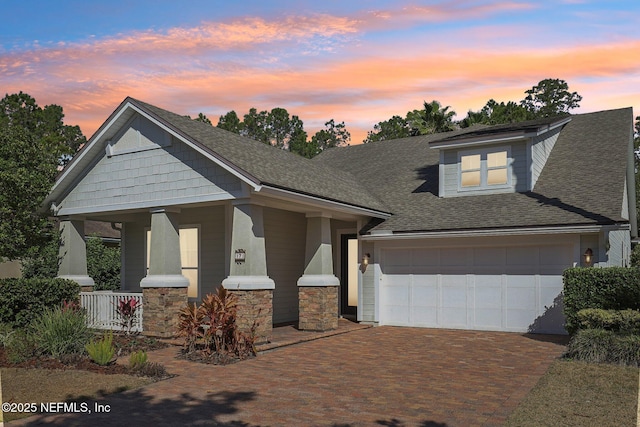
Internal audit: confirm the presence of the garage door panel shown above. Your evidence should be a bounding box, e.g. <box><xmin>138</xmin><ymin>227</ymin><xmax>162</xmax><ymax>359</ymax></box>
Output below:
<box><xmin>475</xmin><ymin>285</ymin><xmax>502</xmax><ymax>309</ymax></box>
<box><xmin>507</xmin><ymin>286</ymin><xmax>536</xmax><ymax>309</ymax></box>
<box><xmin>379</xmin><ymin>244</ymin><xmax>570</xmax><ymax>334</ymax></box>
<box><xmin>475</xmin><ymin>308</ymin><xmax>503</xmax><ymax>328</ymax></box>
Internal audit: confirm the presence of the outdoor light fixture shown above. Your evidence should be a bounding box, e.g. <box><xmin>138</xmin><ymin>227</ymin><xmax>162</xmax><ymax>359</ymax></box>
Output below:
<box><xmin>234</xmin><ymin>249</ymin><xmax>246</xmax><ymax>264</ymax></box>
<box><xmin>362</xmin><ymin>253</ymin><xmax>371</xmax><ymax>266</ymax></box>
<box><xmin>584</xmin><ymin>248</ymin><xmax>593</xmax><ymax>267</ymax></box>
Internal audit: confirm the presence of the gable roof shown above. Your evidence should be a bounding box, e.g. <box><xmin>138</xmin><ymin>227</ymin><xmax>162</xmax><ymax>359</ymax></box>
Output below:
<box><xmin>47</xmin><ymin>97</ymin><xmax>390</xmax><ymax>216</ymax></box>
<box><xmin>314</xmin><ymin>108</ymin><xmax>634</xmax><ymax>234</ymax></box>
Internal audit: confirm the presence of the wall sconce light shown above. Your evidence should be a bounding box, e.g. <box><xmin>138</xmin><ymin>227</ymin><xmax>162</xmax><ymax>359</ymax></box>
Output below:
<box><xmin>583</xmin><ymin>248</ymin><xmax>593</xmax><ymax>267</ymax></box>
<box><xmin>362</xmin><ymin>253</ymin><xmax>371</xmax><ymax>266</ymax></box>
<box><xmin>234</xmin><ymin>249</ymin><xmax>246</xmax><ymax>264</ymax></box>
<box><xmin>360</xmin><ymin>253</ymin><xmax>371</xmax><ymax>273</ymax></box>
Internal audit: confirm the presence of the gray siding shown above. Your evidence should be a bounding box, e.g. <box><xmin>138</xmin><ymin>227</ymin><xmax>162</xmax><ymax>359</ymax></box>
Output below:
<box><xmin>264</xmin><ymin>208</ymin><xmax>306</xmax><ymax>324</ymax></box>
<box><xmin>180</xmin><ymin>206</ymin><xmax>226</xmax><ymax>299</ymax></box>
<box><xmin>361</xmin><ymin>241</ymin><xmax>375</xmax><ymax>322</ymax></box>
<box><xmin>607</xmin><ymin>229</ymin><xmax>631</xmax><ymax>267</ymax></box>
<box><xmin>58</xmin><ymin>116</ymin><xmax>243</xmax><ymax>215</ymax></box>
<box><xmin>531</xmin><ymin>128</ymin><xmax>561</xmax><ymax>190</ymax></box>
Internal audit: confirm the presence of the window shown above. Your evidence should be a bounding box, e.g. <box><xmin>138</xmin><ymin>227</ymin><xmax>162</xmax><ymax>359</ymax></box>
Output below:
<box><xmin>146</xmin><ymin>226</ymin><xmax>200</xmax><ymax>298</ymax></box>
<box><xmin>459</xmin><ymin>148</ymin><xmax>510</xmax><ymax>190</ymax></box>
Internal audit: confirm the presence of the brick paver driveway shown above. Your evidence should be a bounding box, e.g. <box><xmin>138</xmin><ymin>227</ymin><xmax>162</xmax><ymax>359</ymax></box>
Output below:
<box><xmin>17</xmin><ymin>327</ymin><xmax>565</xmax><ymax>426</ymax></box>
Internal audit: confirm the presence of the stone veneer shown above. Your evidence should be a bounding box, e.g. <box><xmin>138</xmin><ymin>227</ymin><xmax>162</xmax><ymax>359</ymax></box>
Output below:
<box><xmin>229</xmin><ymin>289</ymin><xmax>273</xmax><ymax>344</ymax></box>
<box><xmin>298</xmin><ymin>286</ymin><xmax>338</xmax><ymax>331</ymax></box>
<box><xmin>80</xmin><ymin>286</ymin><xmax>94</xmax><ymax>292</ymax></box>
<box><xmin>142</xmin><ymin>287</ymin><xmax>188</xmax><ymax>338</ymax></box>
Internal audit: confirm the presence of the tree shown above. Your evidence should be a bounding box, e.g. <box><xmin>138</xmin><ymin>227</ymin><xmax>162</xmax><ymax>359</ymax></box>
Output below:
<box><xmin>410</xmin><ymin>100</ymin><xmax>457</xmax><ymax>134</ymax></box>
<box><xmin>0</xmin><ymin>92</ymin><xmax>85</xmax><ymax>260</ymax></box>
<box><xmin>364</xmin><ymin>115</ymin><xmax>411</xmax><ymax>143</ymax></box>
<box><xmin>311</xmin><ymin>119</ymin><xmax>351</xmax><ymax>152</ymax></box>
<box><xmin>460</xmin><ymin>99</ymin><xmax>533</xmax><ymax>127</ymax></box>
<box><xmin>0</xmin><ymin>126</ymin><xmax>57</xmax><ymax>260</ymax></box>
<box><xmin>0</xmin><ymin>92</ymin><xmax>86</xmax><ymax>167</ymax></box>
<box><xmin>217</xmin><ymin>110</ymin><xmax>243</xmax><ymax>134</ymax></box>
<box><xmin>241</xmin><ymin>108</ymin><xmax>271</xmax><ymax>145</ymax></box>
<box><xmin>520</xmin><ymin>78</ymin><xmax>582</xmax><ymax>118</ymax></box>
<box><xmin>194</xmin><ymin>112</ymin><xmax>212</xmax><ymax>125</ymax></box>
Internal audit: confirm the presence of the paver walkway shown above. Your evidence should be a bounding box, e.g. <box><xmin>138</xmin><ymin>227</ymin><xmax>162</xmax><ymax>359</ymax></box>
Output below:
<box><xmin>13</xmin><ymin>327</ymin><xmax>566</xmax><ymax>426</ymax></box>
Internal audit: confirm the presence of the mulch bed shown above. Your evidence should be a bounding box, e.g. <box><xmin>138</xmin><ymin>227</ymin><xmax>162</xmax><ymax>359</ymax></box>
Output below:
<box><xmin>0</xmin><ymin>333</ymin><xmax>170</xmax><ymax>376</ymax></box>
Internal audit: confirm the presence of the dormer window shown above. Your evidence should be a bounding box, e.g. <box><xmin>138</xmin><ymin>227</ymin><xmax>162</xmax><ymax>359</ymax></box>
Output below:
<box><xmin>459</xmin><ymin>147</ymin><xmax>511</xmax><ymax>191</ymax></box>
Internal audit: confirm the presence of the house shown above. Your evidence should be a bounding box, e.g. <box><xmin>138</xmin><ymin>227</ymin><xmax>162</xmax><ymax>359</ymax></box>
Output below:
<box><xmin>43</xmin><ymin>97</ymin><xmax>637</xmax><ymax>338</ymax></box>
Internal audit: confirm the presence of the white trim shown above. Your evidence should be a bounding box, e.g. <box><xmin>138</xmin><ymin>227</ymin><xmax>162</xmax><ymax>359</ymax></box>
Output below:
<box><xmin>297</xmin><ymin>274</ymin><xmax>340</xmax><ymax>287</ymax></box>
<box><xmin>257</xmin><ymin>185</ymin><xmax>391</xmax><ymax>218</ymax></box>
<box><xmin>361</xmin><ymin>224</ymin><xmax>630</xmax><ymax>241</ymax></box>
<box><xmin>140</xmin><ymin>274</ymin><xmax>189</xmax><ymax>288</ymax></box>
<box><xmin>222</xmin><ymin>275</ymin><xmax>275</xmax><ymax>290</ymax></box>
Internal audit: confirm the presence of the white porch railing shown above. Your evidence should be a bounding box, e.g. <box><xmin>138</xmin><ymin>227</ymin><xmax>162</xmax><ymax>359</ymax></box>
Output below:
<box><xmin>80</xmin><ymin>291</ymin><xmax>144</xmax><ymax>332</ymax></box>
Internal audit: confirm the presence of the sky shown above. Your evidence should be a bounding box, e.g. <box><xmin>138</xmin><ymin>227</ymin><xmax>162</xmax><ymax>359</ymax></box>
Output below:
<box><xmin>1</xmin><ymin>0</ymin><xmax>639</xmax><ymax>144</ymax></box>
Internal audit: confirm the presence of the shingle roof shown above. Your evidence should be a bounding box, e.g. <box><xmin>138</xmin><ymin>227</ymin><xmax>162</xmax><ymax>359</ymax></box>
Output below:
<box><xmin>313</xmin><ymin>108</ymin><xmax>633</xmax><ymax>233</ymax></box>
<box><xmin>128</xmin><ymin>98</ymin><xmax>390</xmax><ymax>214</ymax></box>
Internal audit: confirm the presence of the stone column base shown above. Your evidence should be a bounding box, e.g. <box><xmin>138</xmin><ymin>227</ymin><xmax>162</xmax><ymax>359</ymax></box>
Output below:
<box><xmin>228</xmin><ymin>289</ymin><xmax>273</xmax><ymax>344</ymax></box>
<box><xmin>298</xmin><ymin>286</ymin><xmax>338</xmax><ymax>331</ymax></box>
<box><xmin>142</xmin><ymin>287</ymin><xmax>188</xmax><ymax>338</ymax></box>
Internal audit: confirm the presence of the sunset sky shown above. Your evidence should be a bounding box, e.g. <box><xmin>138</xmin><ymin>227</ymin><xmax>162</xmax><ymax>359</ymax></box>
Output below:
<box><xmin>1</xmin><ymin>0</ymin><xmax>638</xmax><ymax>144</ymax></box>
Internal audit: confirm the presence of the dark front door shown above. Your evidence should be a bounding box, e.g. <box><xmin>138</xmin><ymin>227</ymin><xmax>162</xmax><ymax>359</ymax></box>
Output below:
<box><xmin>340</xmin><ymin>234</ymin><xmax>358</xmax><ymax>316</ymax></box>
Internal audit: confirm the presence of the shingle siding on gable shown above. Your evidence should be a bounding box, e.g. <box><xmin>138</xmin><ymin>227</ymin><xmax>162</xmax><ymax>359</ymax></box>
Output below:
<box><xmin>531</xmin><ymin>127</ymin><xmax>561</xmax><ymax>190</ymax></box>
<box><xmin>58</xmin><ymin>136</ymin><xmax>242</xmax><ymax>215</ymax></box>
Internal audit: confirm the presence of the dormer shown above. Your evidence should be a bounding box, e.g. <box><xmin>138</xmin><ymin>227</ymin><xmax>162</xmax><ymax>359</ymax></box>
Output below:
<box><xmin>430</xmin><ymin>116</ymin><xmax>572</xmax><ymax>198</ymax></box>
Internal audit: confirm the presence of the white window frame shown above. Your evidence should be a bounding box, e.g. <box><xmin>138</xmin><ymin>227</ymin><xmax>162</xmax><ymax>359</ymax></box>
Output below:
<box><xmin>145</xmin><ymin>224</ymin><xmax>201</xmax><ymax>300</ymax></box>
<box><xmin>457</xmin><ymin>146</ymin><xmax>512</xmax><ymax>192</ymax></box>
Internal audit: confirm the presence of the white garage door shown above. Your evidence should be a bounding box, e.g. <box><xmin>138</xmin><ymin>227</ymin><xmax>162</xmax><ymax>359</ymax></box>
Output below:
<box><xmin>380</xmin><ymin>245</ymin><xmax>572</xmax><ymax>334</ymax></box>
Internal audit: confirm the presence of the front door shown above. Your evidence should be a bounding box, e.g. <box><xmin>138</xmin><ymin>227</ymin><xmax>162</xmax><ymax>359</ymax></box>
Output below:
<box><xmin>340</xmin><ymin>234</ymin><xmax>358</xmax><ymax>316</ymax></box>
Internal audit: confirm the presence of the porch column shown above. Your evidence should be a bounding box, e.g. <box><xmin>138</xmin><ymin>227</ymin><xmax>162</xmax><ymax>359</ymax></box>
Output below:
<box><xmin>297</xmin><ymin>213</ymin><xmax>339</xmax><ymax>331</ymax></box>
<box><xmin>222</xmin><ymin>201</ymin><xmax>275</xmax><ymax>342</ymax></box>
<box><xmin>58</xmin><ymin>217</ymin><xmax>94</xmax><ymax>291</ymax></box>
<box><xmin>140</xmin><ymin>208</ymin><xmax>188</xmax><ymax>338</ymax></box>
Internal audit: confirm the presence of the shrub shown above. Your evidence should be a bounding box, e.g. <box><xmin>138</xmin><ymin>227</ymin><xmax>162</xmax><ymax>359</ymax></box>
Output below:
<box><xmin>631</xmin><ymin>244</ymin><xmax>640</xmax><ymax>268</ymax></box>
<box><xmin>0</xmin><ymin>323</ymin><xmax>15</xmax><ymax>347</ymax></box>
<box><xmin>86</xmin><ymin>330</ymin><xmax>116</xmax><ymax>366</ymax></box>
<box><xmin>133</xmin><ymin>361</ymin><xmax>169</xmax><ymax>378</ymax></box>
<box><xmin>565</xmin><ymin>328</ymin><xmax>640</xmax><ymax>366</ymax></box>
<box><xmin>0</xmin><ymin>278</ymin><xmax>80</xmax><ymax>328</ymax></box>
<box><xmin>576</xmin><ymin>308</ymin><xmax>640</xmax><ymax>334</ymax></box>
<box><xmin>563</xmin><ymin>267</ymin><xmax>640</xmax><ymax>334</ymax></box>
<box><xmin>177</xmin><ymin>287</ymin><xmax>257</xmax><ymax>364</ymax></box>
<box><xmin>31</xmin><ymin>305</ymin><xmax>91</xmax><ymax>358</ymax></box>
<box><xmin>5</xmin><ymin>329</ymin><xmax>38</xmax><ymax>363</ymax></box>
<box><xmin>128</xmin><ymin>350</ymin><xmax>148</xmax><ymax>370</ymax></box>
<box><xmin>116</xmin><ymin>297</ymin><xmax>139</xmax><ymax>335</ymax></box>
<box><xmin>86</xmin><ymin>236</ymin><xmax>121</xmax><ymax>291</ymax></box>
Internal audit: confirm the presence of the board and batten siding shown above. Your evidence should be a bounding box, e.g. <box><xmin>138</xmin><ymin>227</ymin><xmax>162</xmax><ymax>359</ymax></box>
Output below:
<box><xmin>264</xmin><ymin>207</ymin><xmax>306</xmax><ymax>324</ymax></box>
<box><xmin>440</xmin><ymin>141</ymin><xmax>527</xmax><ymax>197</ymax></box>
<box><xmin>530</xmin><ymin>127</ymin><xmax>561</xmax><ymax>190</ymax></box>
<box><xmin>360</xmin><ymin>240</ymin><xmax>376</xmax><ymax>322</ymax></box>
<box><xmin>57</xmin><ymin>114</ymin><xmax>242</xmax><ymax>216</ymax></box>
<box><xmin>606</xmin><ymin>228</ymin><xmax>631</xmax><ymax>267</ymax></box>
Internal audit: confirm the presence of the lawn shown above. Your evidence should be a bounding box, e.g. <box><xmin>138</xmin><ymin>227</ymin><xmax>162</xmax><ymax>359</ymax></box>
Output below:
<box><xmin>506</xmin><ymin>359</ymin><xmax>639</xmax><ymax>426</ymax></box>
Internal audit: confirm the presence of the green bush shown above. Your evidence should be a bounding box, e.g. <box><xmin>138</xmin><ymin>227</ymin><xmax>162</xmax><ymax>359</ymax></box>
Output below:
<box><xmin>22</xmin><ymin>232</ymin><xmax>121</xmax><ymax>291</ymax></box>
<box><xmin>577</xmin><ymin>308</ymin><xmax>640</xmax><ymax>334</ymax></box>
<box><xmin>128</xmin><ymin>350</ymin><xmax>148</xmax><ymax>370</ymax></box>
<box><xmin>0</xmin><ymin>278</ymin><xmax>80</xmax><ymax>328</ymax></box>
<box><xmin>631</xmin><ymin>244</ymin><xmax>640</xmax><ymax>268</ymax></box>
<box><xmin>86</xmin><ymin>330</ymin><xmax>116</xmax><ymax>366</ymax></box>
<box><xmin>5</xmin><ymin>329</ymin><xmax>38</xmax><ymax>363</ymax></box>
<box><xmin>86</xmin><ymin>236</ymin><xmax>121</xmax><ymax>291</ymax></box>
<box><xmin>31</xmin><ymin>306</ymin><xmax>91</xmax><ymax>358</ymax></box>
<box><xmin>565</xmin><ymin>328</ymin><xmax>640</xmax><ymax>366</ymax></box>
<box><xmin>563</xmin><ymin>267</ymin><xmax>640</xmax><ymax>334</ymax></box>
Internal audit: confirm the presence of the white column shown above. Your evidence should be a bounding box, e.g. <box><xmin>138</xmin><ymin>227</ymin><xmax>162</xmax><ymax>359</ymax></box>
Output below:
<box><xmin>58</xmin><ymin>217</ymin><xmax>95</xmax><ymax>287</ymax></box>
<box><xmin>222</xmin><ymin>201</ymin><xmax>275</xmax><ymax>290</ymax></box>
<box><xmin>140</xmin><ymin>208</ymin><xmax>189</xmax><ymax>288</ymax></box>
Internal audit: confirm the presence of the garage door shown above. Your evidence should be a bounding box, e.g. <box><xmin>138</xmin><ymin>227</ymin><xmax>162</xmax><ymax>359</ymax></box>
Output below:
<box><xmin>379</xmin><ymin>245</ymin><xmax>572</xmax><ymax>334</ymax></box>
